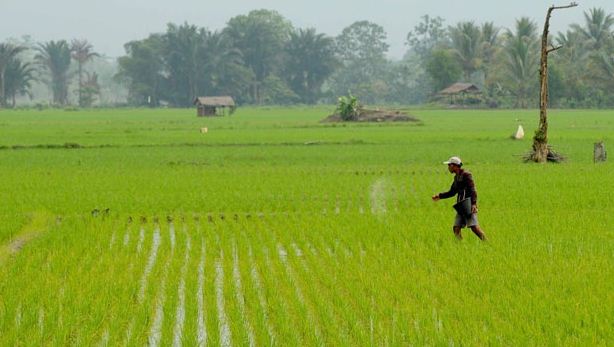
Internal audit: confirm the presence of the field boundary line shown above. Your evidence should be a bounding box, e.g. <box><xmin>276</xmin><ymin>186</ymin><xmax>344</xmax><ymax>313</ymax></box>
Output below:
<box><xmin>0</xmin><ymin>139</ymin><xmax>377</xmax><ymax>152</ymax></box>
<box><xmin>0</xmin><ymin>212</ymin><xmax>53</xmax><ymax>264</ymax></box>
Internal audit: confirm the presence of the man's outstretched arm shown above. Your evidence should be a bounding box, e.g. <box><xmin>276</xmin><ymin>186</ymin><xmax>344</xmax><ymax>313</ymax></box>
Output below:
<box><xmin>432</xmin><ymin>182</ymin><xmax>456</xmax><ymax>201</ymax></box>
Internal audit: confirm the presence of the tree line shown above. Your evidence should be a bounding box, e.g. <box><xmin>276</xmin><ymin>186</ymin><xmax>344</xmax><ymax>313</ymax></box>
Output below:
<box><xmin>1</xmin><ymin>7</ymin><xmax>613</xmax><ymax>108</ymax></box>
<box><xmin>0</xmin><ymin>39</ymin><xmax>100</xmax><ymax>108</ymax></box>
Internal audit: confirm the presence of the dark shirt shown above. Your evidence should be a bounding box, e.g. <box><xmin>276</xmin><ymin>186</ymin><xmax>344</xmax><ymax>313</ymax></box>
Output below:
<box><xmin>438</xmin><ymin>169</ymin><xmax>478</xmax><ymax>205</ymax></box>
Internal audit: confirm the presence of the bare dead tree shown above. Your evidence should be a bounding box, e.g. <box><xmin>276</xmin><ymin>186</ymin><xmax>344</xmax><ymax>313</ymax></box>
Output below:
<box><xmin>526</xmin><ymin>2</ymin><xmax>578</xmax><ymax>163</ymax></box>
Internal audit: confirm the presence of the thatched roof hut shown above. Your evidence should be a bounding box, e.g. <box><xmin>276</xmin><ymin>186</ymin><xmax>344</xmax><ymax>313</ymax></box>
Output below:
<box><xmin>438</xmin><ymin>83</ymin><xmax>480</xmax><ymax>95</ymax></box>
<box><xmin>194</xmin><ymin>96</ymin><xmax>236</xmax><ymax>116</ymax></box>
<box><xmin>437</xmin><ymin>83</ymin><xmax>482</xmax><ymax>106</ymax></box>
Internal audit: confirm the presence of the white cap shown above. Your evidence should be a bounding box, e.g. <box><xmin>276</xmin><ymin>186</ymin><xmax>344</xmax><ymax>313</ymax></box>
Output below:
<box><xmin>443</xmin><ymin>156</ymin><xmax>462</xmax><ymax>165</ymax></box>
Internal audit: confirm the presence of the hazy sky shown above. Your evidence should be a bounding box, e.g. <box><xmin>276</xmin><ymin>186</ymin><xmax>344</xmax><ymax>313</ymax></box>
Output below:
<box><xmin>2</xmin><ymin>0</ymin><xmax>612</xmax><ymax>59</ymax></box>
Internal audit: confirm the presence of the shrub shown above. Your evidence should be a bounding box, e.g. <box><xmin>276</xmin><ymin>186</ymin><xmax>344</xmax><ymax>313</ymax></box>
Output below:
<box><xmin>336</xmin><ymin>92</ymin><xmax>361</xmax><ymax>121</ymax></box>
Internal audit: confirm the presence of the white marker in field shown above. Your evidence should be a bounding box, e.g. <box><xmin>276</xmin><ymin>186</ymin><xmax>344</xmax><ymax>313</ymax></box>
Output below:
<box><xmin>514</xmin><ymin>125</ymin><xmax>525</xmax><ymax>140</ymax></box>
<box><xmin>200</xmin><ymin>127</ymin><xmax>208</xmax><ymax>133</ymax></box>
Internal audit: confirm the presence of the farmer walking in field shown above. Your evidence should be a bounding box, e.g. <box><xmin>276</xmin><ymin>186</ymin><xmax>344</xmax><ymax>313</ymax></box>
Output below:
<box><xmin>432</xmin><ymin>156</ymin><xmax>486</xmax><ymax>241</ymax></box>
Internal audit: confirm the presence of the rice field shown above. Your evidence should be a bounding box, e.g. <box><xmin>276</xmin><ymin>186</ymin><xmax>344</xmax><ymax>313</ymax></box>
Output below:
<box><xmin>0</xmin><ymin>107</ymin><xmax>612</xmax><ymax>345</ymax></box>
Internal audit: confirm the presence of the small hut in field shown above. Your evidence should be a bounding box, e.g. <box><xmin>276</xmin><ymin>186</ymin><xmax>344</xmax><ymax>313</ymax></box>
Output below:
<box><xmin>194</xmin><ymin>96</ymin><xmax>236</xmax><ymax>116</ymax></box>
<box><xmin>437</xmin><ymin>83</ymin><xmax>482</xmax><ymax>106</ymax></box>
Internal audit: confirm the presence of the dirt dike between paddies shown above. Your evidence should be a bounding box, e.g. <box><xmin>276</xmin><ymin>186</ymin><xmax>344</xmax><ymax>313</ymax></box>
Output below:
<box><xmin>0</xmin><ymin>212</ymin><xmax>53</xmax><ymax>263</ymax></box>
<box><xmin>321</xmin><ymin>109</ymin><xmax>420</xmax><ymax>123</ymax></box>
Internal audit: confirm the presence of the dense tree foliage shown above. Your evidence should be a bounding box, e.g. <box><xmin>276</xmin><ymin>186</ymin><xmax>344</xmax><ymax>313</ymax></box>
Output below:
<box><xmin>3</xmin><ymin>7</ymin><xmax>614</xmax><ymax>107</ymax></box>
<box><xmin>283</xmin><ymin>28</ymin><xmax>338</xmax><ymax>104</ymax></box>
<box><xmin>449</xmin><ymin>21</ymin><xmax>482</xmax><ymax>81</ymax></box>
<box><xmin>117</xmin><ymin>35</ymin><xmax>166</xmax><ymax>106</ymax></box>
<box><xmin>3</xmin><ymin>57</ymin><xmax>35</xmax><ymax>107</ymax></box>
<box><xmin>35</xmin><ymin>40</ymin><xmax>72</xmax><ymax>106</ymax></box>
<box><xmin>426</xmin><ymin>49</ymin><xmax>462</xmax><ymax>92</ymax></box>
<box><xmin>331</xmin><ymin>21</ymin><xmax>390</xmax><ymax>103</ymax></box>
<box><xmin>71</xmin><ymin>39</ymin><xmax>99</xmax><ymax>107</ymax></box>
<box><xmin>224</xmin><ymin>10</ymin><xmax>293</xmax><ymax>104</ymax></box>
<box><xmin>0</xmin><ymin>43</ymin><xmax>26</xmax><ymax>107</ymax></box>
<box><xmin>503</xmin><ymin>18</ymin><xmax>540</xmax><ymax>108</ymax></box>
<box><xmin>406</xmin><ymin>15</ymin><xmax>448</xmax><ymax>60</ymax></box>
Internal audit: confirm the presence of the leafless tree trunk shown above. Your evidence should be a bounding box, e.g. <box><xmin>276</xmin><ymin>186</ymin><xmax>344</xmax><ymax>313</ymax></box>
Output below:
<box><xmin>527</xmin><ymin>2</ymin><xmax>577</xmax><ymax>163</ymax></box>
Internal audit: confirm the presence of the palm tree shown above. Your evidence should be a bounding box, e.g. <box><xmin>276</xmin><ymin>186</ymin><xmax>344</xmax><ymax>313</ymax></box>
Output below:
<box><xmin>554</xmin><ymin>30</ymin><xmax>590</xmax><ymax>101</ymax></box>
<box><xmin>556</xmin><ymin>29</ymin><xmax>590</xmax><ymax>63</ymax></box>
<box><xmin>200</xmin><ymin>31</ymin><xmax>247</xmax><ymax>95</ymax></box>
<box><xmin>71</xmin><ymin>39</ymin><xmax>99</xmax><ymax>106</ymax></box>
<box><xmin>163</xmin><ymin>23</ymin><xmax>205</xmax><ymax>106</ymax></box>
<box><xmin>480</xmin><ymin>22</ymin><xmax>500</xmax><ymax>83</ymax></box>
<box><xmin>36</xmin><ymin>40</ymin><xmax>72</xmax><ymax>106</ymax></box>
<box><xmin>590</xmin><ymin>51</ymin><xmax>614</xmax><ymax>90</ymax></box>
<box><xmin>116</xmin><ymin>35</ymin><xmax>165</xmax><ymax>106</ymax></box>
<box><xmin>3</xmin><ymin>58</ymin><xmax>36</xmax><ymax>107</ymax></box>
<box><xmin>449</xmin><ymin>22</ymin><xmax>482</xmax><ymax>81</ymax></box>
<box><xmin>0</xmin><ymin>43</ymin><xmax>26</xmax><ymax>107</ymax></box>
<box><xmin>284</xmin><ymin>28</ymin><xmax>338</xmax><ymax>103</ymax></box>
<box><xmin>571</xmin><ymin>7</ymin><xmax>614</xmax><ymax>50</ymax></box>
<box><xmin>503</xmin><ymin>17</ymin><xmax>540</xmax><ymax>108</ymax></box>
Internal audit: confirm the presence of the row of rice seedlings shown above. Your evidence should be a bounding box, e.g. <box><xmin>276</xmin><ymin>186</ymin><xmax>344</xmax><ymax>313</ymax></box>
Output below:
<box><xmin>151</xmin><ymin>222</ymin><xmax>192</xmax><ymax>347</ymax></box>
<box><xmin>262</xmin><ymin>215</ymin><xmax>364</xmax><ymax>344</ymax></box>
<box><xmin>121</xmin><ymin>222</ymin><xmax>175</xmax><ymax>345</ymax></box>
<box><xmin>291</xmin><ymin>216</ymin><xmax>372</xmax><ymax>344</ymax></box>
<box><xmin>215</xmin><ymin>254</ymin><xmax>232</xmax><ymax>347</ymax></box>
<box><xmin>278</xmin><ymin>241</ymin><xmax>325</xmax><ymax>344</ymax></box>
<box><xmin>113</xmin><ymin>223</ymin><xmax>157</xmax><ymax>345</ymax></box>
<box><xmin>259</xmin><ymin>215</ymin><xmax>351</xmax><ymax>343</ymax></box>
<box><xmin>231</xmin><ymin>244</ymin><xmax>256</xmax><ymax>346</ymax></box>
<box><xmin>245</xmin><ymin>219</ymin><xmax>306</xmax><ymax>345</ymax></box>
<box><xmin>0</xmin><ymin>218</ymin><xmax>125</xmax><ymax>344</ymax></box>
<box><xmin>21</xmin><ymin>219</ymin><xmax>71</xmax><ymax>343</ymax></box>
<box><xmin>222</xmin><ymin>220</ymin><xmax>276</xmax><ymax>346</ymax></box>
<box><xmin>288</xmin><ymin>212</ymin><xmax>442</xmax><ymax>344</ymax></box>
<box><xmin>85</xmin><ymin>219</ymin><xmax>166</xmax><ymax>345</ymax></box>
<box><xmin>198</xmin><ymin>226</ymin><xmax>220</xmax><ymax>347</ymax></box>
<box><xmin>193</xmin><ymin>237</ymin><xmax>207</xmax><ymax>346</ymax></box>
<box><xmin>2</xmin><ymin>210</ymin><xmax>611</xmax><ymax>345</ymax></box>
<box><xmin>237</xmin><ymin>225</ymin><xmax>280</xmax><ymax>346</ymax></box>
<box><xmin>91</xmin><ymin>222</ymin><xmax>149</xmax><ymax>346</ymax></box>
<box><xmin>383</xmin><ymin>216</ymin><xmax>466</xmax><ymax>344</ymax></box>
<box><xmin>246</xmin><ymin>244</ymin><xmax>276</xmax><ymax>345</ymax></box>
<box><xmin>286</xmin><ymin>239</ymin><xmax>357</xmax><ymax>344</ymax></box>
<box><xmin>170</xmin><ymin>230</ymin><xmax>191</xmax><ymax>346</ymax></box>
